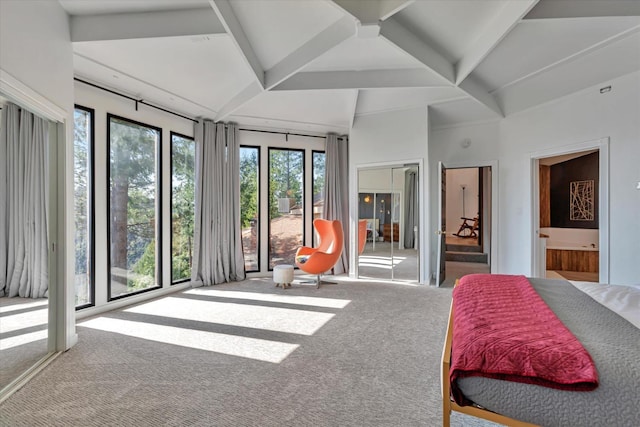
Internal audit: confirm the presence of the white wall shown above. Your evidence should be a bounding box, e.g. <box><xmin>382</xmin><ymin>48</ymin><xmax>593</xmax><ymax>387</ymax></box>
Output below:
<box><xmin>428</xmin><ymin>121</ymin><xmax>499</xmax><ymax>276</ymax></box>
<box><xmin>0</xmin><ymin>0</ymin><xmax>76</xmax><ymax>350</ymax></box>
<box><xmin>0</xmin><ymin>1</ymin><xmax>74</xmax><ymax>113</ymax></box>
<box><xmin>445</xmin><ymin>168</ymin><xmax>479</xmax><ymax>234</ymax></box>
<box><xmin>350</xmin><ymin>107</ymin><xmax>429</xmax><ymax>283</ymax></box>
<box><xmin>430</xmin><ymin>70</ymin><xmax>640</xmax><ymax>285</ymax></box>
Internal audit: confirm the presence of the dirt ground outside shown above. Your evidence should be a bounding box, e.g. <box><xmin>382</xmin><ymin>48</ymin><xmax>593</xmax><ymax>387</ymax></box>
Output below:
<box><xmin>242</xmin><ymin>213</ymin><xmax>303</xmax><ymax>269</ymax></box>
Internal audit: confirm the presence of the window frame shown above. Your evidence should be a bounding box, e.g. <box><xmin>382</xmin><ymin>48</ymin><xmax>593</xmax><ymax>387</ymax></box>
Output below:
<box><xmin>170</xmin><ymin>131</ymin><xmax>195</xmax><ymax>285</ymax></box>
<box><xmin>240</xmin><ymin>145</ymin><xmax>261</xmax><ymax>273</ymax></box>
<box><xmin>267</xmin><ymin>147</ymin><xmax>306</xmax><ymax>271</ymax></box>
<box><xmin>106</xmin><ymin>113</ymin><xmax>163</xmax><ymax>301</ymax></box>
<box><xmin>74</xmin><ymin>104</ymin><xmax>96</xmax><ymax>310</ymax></box>
<box><xmin>311</xmin><ymin>150</ymin><xmax>326</xmax><ymax>243</ymax></box>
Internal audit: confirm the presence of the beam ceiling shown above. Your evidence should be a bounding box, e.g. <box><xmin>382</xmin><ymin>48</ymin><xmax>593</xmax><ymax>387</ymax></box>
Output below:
<box><xmin>64</xmin><ymin>0</ymin><xmax>640</xmax><ymax>129</ymax></box>
<box><xmin>525</xmin><ymin>0</ymin><xmax>640</xmax><ymax>20</ymax></box>
<box><xmin>70</xmin><ymin>8</ymin><xmax>225</xmax><ymax>42</ymax></box>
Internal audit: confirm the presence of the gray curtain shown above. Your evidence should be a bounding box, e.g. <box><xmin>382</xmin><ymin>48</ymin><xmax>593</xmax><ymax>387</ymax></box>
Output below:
<box><xmin>323</xmin><ymin>134</ymin><xmax>349</xmax><ymax>274</ymax></box>
<box><xmin>404</xmin><ymin>169</ymin><xmax>418</xmax><ymax>249</ymax></box>
<box><xmin>0</xmin><ymin>103</ymin><xmax>49</xmax><ymax>298</ymax></box>
<box><xmin>191</xmin><ymin>120</ymin><xmax>245</xmax><ymax>286</ymax></box>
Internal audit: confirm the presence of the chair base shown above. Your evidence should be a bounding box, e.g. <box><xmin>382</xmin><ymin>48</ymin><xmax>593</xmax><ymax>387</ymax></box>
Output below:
<box><xmin>299</xmin><ymin>274</ymin><xmax>339</xmax><ymax>288</ymax></box>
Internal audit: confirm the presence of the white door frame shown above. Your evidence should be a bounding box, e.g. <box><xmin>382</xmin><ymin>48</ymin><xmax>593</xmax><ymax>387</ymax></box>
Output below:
<box><xmin>530</xmin><ymin>137</ymin><xmax>609</xmax><ymax>283</ymax></box>
<box><xmin>351</xmin><ymin>158</ymin><xmax>426</xmax><ymax>284</ymax></box>
<box><xmin>439</xmin><ymin>160</ymin><xmax>499</xmax><ymax>276</ymax></box>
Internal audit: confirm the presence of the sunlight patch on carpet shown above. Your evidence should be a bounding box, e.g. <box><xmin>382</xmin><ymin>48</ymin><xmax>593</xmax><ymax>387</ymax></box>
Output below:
<box><xmin>359</xmin><ymin>255</ymin><xmax>407</xmax><ymax>270</ymax></box>
<box><xmin>124</xmin><ymin>297</ymin><xmax>335</xmax><ymax>336</ymax></box>
<box><xmin>0</xmin><ymin>329</ymin><xmax>48</xmax><ymax>350</ymax></box>
<box><xmin>0</xmin><ymin>308</ymin><xmax>48</xmax><ymax>333</ymax></box>
<box><xmin>185</xmin><ymin>289</ymin><xmax>350</xmax><ymax>309</ymax></box>
<box><xmin>0</xmin><ymin>299</ymin><xmax>47</xmax><ymax>314</ymax></box>
<box><xmin>78</xmin><ymin>317</ymin><xmax>299</xmax><ymax>363</ymax></box>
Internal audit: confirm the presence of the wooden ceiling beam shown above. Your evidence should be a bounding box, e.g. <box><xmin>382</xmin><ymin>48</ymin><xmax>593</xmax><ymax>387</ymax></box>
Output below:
<box><xmin>70</xmin><ymin>8</ymin><xmax>225</xmax><ymax>42</ymax></box>
<box><xmin>209</xmin><ymin>0</ymin><xmax>265</xmax><ymax>88</ymax></box>
<box><xmin>330</xmin><ymin>0</ymin><xmax>414</xmax><ymax>24</ymax></box>
<box><xmin>455</xmin><ymin>0</ymin><xmax>540</xmax><ymax>85</ymax></box>
<box><xmin>264</xmin><ymin>15</ymin><xmax>356</xmax><ymax>89</ymax></box>
<box><xmin>525</xmin><ymin>0</ymin><xmax>640</xmax><ymax>20</ymax></box>
<box><xmin>214</xmin><ymin>81</ymin><xmax>263</xmax><ymax>122</ymax></box>
<box><xmin>272</xmin><ymin>69</ymin><xmax>450</xmax><ymax>91</ymax></box>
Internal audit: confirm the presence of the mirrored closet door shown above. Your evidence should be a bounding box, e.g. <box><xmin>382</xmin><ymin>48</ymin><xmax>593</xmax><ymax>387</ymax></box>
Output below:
<box><xmin>357</xmin><ymin>165</ymin><xmax>419</xmax><ymax>283</ymax></box>
<box><xmin>0</xmin><ymin>97</ymin><xmax>53</xmax><ymax>393</ymax></box>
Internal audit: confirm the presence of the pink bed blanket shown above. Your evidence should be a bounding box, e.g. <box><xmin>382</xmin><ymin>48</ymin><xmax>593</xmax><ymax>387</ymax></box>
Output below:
<box><xmin>450</xmin><ymin>274</ymin><xmax>598</xmax><ymax>406</ymax></box>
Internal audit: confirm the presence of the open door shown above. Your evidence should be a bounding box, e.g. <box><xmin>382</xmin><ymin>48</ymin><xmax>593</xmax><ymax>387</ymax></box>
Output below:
<box><xmin>436</xmin><ymin>162</ymin><xmax>446</xmax><ymax>286</ymax></box>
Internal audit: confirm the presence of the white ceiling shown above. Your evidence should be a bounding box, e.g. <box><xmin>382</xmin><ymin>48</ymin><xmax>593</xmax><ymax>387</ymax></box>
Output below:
<box><xmin>59</xmin><ymin>0</ymin><xmax>640</xmax><ymax>134</ymax></box>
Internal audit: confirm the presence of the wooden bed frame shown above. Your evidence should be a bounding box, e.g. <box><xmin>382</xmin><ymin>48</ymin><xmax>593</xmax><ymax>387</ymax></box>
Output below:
<box><xmin>441</xmin><ymin>283</ymin><xmax>538</xmax><ymax>427</ymax></box>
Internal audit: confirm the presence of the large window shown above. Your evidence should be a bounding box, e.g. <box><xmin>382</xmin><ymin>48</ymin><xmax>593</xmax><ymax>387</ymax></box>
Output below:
<box><xmin>73</xmin><ymin>106</ymin><xmax>94</xmax><ymax>308</ymax></box>
<box><xmin>171</xmin><ymin>132</ymin><xmax>195</xmax><ymax>283</ymax></box>
<box><xmin>240</xmin><ymin>146</ymin><xmax>259</xmax><ymax>272</ymax></box>
<box><xmin>268</xmin><ymin>148</ymin><xmax>304</xmax><ymax>268</ymax></box>
<box><xmin>108</xmin><ymin>115</ymin><xmax>161</xmax><ymax>299</ymax></box>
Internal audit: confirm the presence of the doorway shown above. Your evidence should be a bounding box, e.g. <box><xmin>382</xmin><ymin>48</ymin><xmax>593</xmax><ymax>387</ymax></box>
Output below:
<box><xmin>436</xmin><ymin>162</ymin><xmax>496</xmax><ymax>286</ymax></box>
<box><xmin>531</xmin><ymin>139</ymin><xmax>609</xmax><ymax>283</ymax></box>
<box><xmin>356</xmin><ymin>164</ymin><xmax>421</xmax><ymax>283</ymax></box>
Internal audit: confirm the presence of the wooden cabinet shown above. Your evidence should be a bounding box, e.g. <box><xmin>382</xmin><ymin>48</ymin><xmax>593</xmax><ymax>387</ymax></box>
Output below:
<box><xmin>546</xmin><ymin>249</ymin><xmax>599</xmax><ymax>273</ymax></box>
<box><xmin>383</xmin><ymin>223</ymin><xmax>399</xmax><ymax>242</ymax></box>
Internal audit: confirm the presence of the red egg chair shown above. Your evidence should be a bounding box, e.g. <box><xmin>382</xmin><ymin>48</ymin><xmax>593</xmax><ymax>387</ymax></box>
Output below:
<box><xmin>295</xmin><ymin>219</ymin><xmax>344</xmax><ymax>288</ymax></box>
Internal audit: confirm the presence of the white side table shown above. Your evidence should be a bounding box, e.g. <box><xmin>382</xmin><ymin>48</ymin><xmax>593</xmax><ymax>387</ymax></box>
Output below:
<box><xmin>273</xmin><ymin>264</ymin><xmax>294</xmax><ymax>288</ymax></box>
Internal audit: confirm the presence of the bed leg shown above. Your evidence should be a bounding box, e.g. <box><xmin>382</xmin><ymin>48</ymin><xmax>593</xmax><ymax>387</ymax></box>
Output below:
<box><xmin>442</xmin><ymin>369</ymin><xmax>451</xmax><ymax>427</ymax></box>
<box><xmin>442</xmin><ymin>299</ymin><xmax>454</xmax><ymax>427</ymax></box>
<box><xmin>443</xmin><ymin>403</ymin><xmax>450</xmax><ymax>427</ymax></box>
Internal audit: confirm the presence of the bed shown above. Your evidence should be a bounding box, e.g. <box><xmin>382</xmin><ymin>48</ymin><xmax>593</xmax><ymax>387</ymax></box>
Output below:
<box><xmin>441</xmin><ymin>274</ymin><xmax>640</xmax><ymax>427</ymax></box>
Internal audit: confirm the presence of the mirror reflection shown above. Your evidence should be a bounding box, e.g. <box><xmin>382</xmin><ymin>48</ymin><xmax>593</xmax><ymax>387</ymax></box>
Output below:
<box><xmin>0</xmin><ymin>98</ymin><xmax>51</xmax><ymax>391</ymax></box>
<box><xmin>357</xmin><ymin>166</ymin><xmax>419</xmax><ymax>283</ymax></box>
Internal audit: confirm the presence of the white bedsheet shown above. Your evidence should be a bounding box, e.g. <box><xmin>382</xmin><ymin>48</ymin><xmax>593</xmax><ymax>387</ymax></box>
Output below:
<box><xmin>570</xmin><ymin>281</ymin><xmax>640</xmax><ymax>329</ymax></box>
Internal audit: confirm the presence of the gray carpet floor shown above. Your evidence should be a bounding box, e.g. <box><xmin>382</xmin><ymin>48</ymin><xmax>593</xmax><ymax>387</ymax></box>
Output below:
<box><xmin>0</xmin><ymin>277</ymin><xmax>497</xmax><ymax>427</ymax></box>
<box><xmin>0</xmin><ymin>297</ymin><xmax>49</xmax><ymax>390</ymax></box>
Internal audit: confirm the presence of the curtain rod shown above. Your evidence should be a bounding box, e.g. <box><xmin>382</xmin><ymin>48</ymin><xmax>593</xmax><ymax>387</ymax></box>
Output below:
<box><xmin>237</xmin><ymin>127</ymin><xmax>346</xmax><ymax>140</ymax></box>
<box><xmin>239</xmin><ymin>128</ymin><xmax>323</xmax><ymax>139</ymax></box>
<box><xmin>74</xmin><ymin>77</ymin><xmax>199</xmax><ymax>123</ymax></box>
<box><xmin>74</xmin><ymin>78</ymin><xmax>347</xmax><ymax>140</ymax></box>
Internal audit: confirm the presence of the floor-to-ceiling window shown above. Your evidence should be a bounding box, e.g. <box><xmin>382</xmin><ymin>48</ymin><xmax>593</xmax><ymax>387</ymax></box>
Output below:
<box><xmin>240</xmin><ymin>146</ymin><xmax>260</xmax><ymax>272</ymax></box>
<box><xmin>312</xmin><ymin>150</ymin><xmax>325</xmax><ymax>245</ymax></box>
<box><xmin>268</xmin><ymin>148</ymin><xmax>304</xmax><ymax>268</ymax></box>
<box><xmin>74</xmin><ymin>105</ymin><xmax>94</xmax><ymax>308</ymax></box>
<box><xmin>170</xmin><ymin>132</ymin><xmax>195</xmax><ymax>283</ymax></box>
<box><xmin>107</xmin><ymin>114</ymin><xmax>161</xmax><ymax>299</ymax></box>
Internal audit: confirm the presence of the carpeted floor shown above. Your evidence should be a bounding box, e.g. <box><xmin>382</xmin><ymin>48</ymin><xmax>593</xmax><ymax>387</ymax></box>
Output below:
<box><xmin>0</xmin><ymin>297</ymin><xmax>49</xmax><ymax>390</ymax></box>
<box><xmin>0</xmin><ymin>277</ymin><xmax>497</xmax><ymax>427</ymax></box>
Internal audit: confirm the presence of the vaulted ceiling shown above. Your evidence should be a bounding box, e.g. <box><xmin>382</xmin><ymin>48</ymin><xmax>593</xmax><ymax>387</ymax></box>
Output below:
<box><xmin>59</xmin><ymin>0</ymin><xmax>640</xmax><ymax>134</ymax></box>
